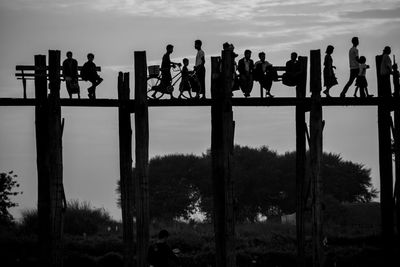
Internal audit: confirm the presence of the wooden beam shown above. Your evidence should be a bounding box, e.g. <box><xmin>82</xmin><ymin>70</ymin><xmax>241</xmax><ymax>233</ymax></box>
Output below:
<box><xmin>134</xmin><ymin>51</ymin><xmax>150</xmax><ymax>267</ymax></box>
<box><xmin>310</xmin><ymin>49</ymin><xmax>324</xmax><ymax>267</ymax></box>
<box><xmin>211</xmin><ymin>50</ymin><xmax>236</xmax><ymax>267</ymax></box>
<box><xmin>376</xmin><ymin>55</ymin><xmax>394</xmax><ymax>246</ymax></box>
<box><xmin>296</xmin><ymin>56</ymin><xmax>308</xmax><ymax>267</ymax></box>
<box><xmin>118</xmin><ymin>72</ymin><xmax>135</xmax><ymax>266</ymax></box>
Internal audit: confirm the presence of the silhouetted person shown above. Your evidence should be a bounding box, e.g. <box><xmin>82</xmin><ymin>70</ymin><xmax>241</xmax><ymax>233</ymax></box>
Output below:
<box><xmin>178</xmin><ymin>58</ymin><xmax>194</xmax><ymax>99</ymax></box>
<box><xmin>159</xmin><ymin>44</ymin><xmax>180</xmax><ymax>99</ymax></box>
<box><xmin>322</xmin><ymin>45</ymin><xmax>338</xmax><ymax>97</ymax></box>
<box><xmin>194</xmin><ymin>40</ymin><xmax>206</xmax><ymax>99</ymax></box>
<box><xmin>147</xmin><ymin>229</ymin><xmax>179</xmax><ymax>267</ymax></box>
<box><xmin>340</xmin><ymin>37</ymin><xmax>360</xmax><ymax>98</ymax></box>
<box><xmin>63</xmin><ymin>51</ymin><xmax>80</xmax><ymax>99</ymax></box>
<box><xmin>380</xmin><ymin>46</ymin><xmax>393</xmax><ymax>97</ymax></box>
<box><xmin>81</xmin><ymin>53</ymin><xmax>103</xmax><ymax>99</ymax></box>
<box><xmin>254</xmin><ymin>52</ymin><xmax>274</xmax><ymax>97</ymax></box>
<box><xmin>221</xmin><ymin>42</ymin><xmax>238</xmax><ymax>93</ymax></box>
<box><xmin>356</xmin><ymin>56</ymin><xmax>372</xmax><ymax>98</ymax></box>
<box><xmin>283</xmin><ymin>52</ymin><xmax>301</xmax><ymax>87</ymax></box>
<box><xmin>393</xmin><ymin>62</ymin><xmax>400</xmax><ymax>97</ymax></box>
<box><xmin>238</xmin><ymin>49</ymin><xmax>254</xmax><ymax>97</ymax></box>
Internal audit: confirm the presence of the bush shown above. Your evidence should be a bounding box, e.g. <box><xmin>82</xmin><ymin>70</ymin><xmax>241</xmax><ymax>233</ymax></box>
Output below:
<box><xmin>19</xmin><ymin>199</ymin><xmax>116</xmax><ymax>236</ymax></box>
<box><xmin>64</xmin><ymin>200</ymin><xmax>114</xmax><ymax>235</ymax></box>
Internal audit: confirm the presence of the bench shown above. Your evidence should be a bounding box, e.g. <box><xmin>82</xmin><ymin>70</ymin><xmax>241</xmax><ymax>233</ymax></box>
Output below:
<box><xmin>257</xmin><ymin>66</ymin><xmax>286</xmax><ymax>98</ymax></box>
<box><xmin>15</xmin><ymin>65</ymin><xmax>101</xmax><ymax>98</ymax></box>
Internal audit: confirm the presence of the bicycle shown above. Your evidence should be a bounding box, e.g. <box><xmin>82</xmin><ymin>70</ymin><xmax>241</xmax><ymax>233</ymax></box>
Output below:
<box><xmin>147</xmin><ymin>64</ymin><xmax>182</xmax><ymax>99</ymax></box>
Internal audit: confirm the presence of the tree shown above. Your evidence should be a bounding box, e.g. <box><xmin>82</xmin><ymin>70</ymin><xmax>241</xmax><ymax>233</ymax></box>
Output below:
<box><xmin>116</xmin><ymin>154</ymin><xmax>202</xmax><ymax>222</ymax></box>
<box><xmin>115</xmin><ymin>146</ymin><xmax>377</xmax><ymax>223</ymax></box>
<box><xmin>0</xmin><ymin>171</ymin><xmax>22</xmax><ymax>225</ymax></box>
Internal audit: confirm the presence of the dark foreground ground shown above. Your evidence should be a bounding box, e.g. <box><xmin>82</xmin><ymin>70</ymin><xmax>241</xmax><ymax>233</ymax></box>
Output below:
<box><xmin>1</xmin><ymin>221</ymin><xmax>399</xmax><ymax>267</ymax></box>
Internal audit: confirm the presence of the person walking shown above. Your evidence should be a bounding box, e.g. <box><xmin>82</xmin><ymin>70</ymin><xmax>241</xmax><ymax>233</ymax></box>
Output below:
<box><xmin>356</xmin><ymin>56</ymin><xmax>373</xmax><ymax>98</ymax></box>
<box><xmin>159</xmin><ymin>44</ymin><xmax>181</xmax><ymax>99</ymax></box>
<box><xmin>322</xmin><ymin>45</ymin><xmax>338</xmax><ymax>97</ymax></box>
<box><xmin>194</xmin><ymin>40</ymin><xmax>206</xmax><ymax>99</ymax></box>
<box><xmin>340</xmin><ymin>37</ymin><xmax>360</xmax><ymax>98</ymax></box>
<box><xmin>380</xmin><ymin>46</ymin><xmax>393</xmax><ymax>97</ymax></box>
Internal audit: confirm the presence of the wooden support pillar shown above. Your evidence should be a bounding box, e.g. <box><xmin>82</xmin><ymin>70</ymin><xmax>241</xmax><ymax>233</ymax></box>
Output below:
<box><xmin>134</xmin><ymin>51</ymin><xmax>149</xmax><ymax>267</ymax></box>
<box><xmin>211</xmin><ymin>51</ymin><xmax>236</xmax><ymax>267</ymax></box>
<box><xmin>48</xmin><ymin>50</ymin><xmax>64</xmax><ymax>267</ymax></box>
<box><xmin>394</xmin><ymin>108</ymin><xmax>400</xmax><ymax>236</ymax></box>
<box><xmin>118</xmin><ymin>72</ymin><xmax>134</xmax><ymax>266</ymax></box>
<box><xmin>309</xmin><ymin>50</ymin><xmax>324</xmax><ymax>267</ymax></box>
<box><xmin>375</xmin><ymin>55</ymin><xmax>394</xmax><ymax>245</ymax></box>
<box><xmin>296</xmin><ymin>56</ymin><xmax>308</xmax><ymax>267</ymax></box>
<box><xmin>35</xmin><ymin>53</ymin><xmax>51</xmax><ymax>267</ymax></box>
<box><xmin>36</xmin><ymin>50</ymin><xmax>64</xmax><ymax>267</ymax></box>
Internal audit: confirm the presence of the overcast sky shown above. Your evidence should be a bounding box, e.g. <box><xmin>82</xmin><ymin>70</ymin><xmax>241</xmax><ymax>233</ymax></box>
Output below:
<box><xmin>1</xmin><ymin>0</ymin><xmax>399</xmax><ymax>220</ymax></box>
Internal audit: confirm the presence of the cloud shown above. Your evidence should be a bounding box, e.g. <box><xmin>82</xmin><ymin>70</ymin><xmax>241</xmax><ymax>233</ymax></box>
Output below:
<box><xmin>341</xmin><ymin>7</ymin><xmax>400</xmax><ymax>19</ymax></box>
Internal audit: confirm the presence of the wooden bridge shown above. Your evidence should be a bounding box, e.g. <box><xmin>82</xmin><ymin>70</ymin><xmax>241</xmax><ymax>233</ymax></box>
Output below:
<box><xmin>1</xmin><ymin>49</ymin><xmax>399</xmax><ymax>267</ymax></box>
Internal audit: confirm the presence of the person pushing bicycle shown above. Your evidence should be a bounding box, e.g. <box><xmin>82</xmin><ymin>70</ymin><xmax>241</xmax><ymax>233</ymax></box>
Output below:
<box><xmin>157</xmin><ymin>44</ymin><xmax>181</xmax><ymax>99</ymax></box>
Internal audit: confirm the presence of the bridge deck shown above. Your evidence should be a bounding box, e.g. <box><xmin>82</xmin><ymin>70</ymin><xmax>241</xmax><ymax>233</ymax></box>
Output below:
<box><xmin>0</xmin><ymin>97</ymin><xmax>398</xmax><ymax>111</ymax></box>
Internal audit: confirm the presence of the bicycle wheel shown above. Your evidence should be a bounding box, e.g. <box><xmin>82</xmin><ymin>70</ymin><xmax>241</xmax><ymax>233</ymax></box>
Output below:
<box><xmin>147</xmin><ymin>76</ymin><xmax>162</xmax><ymax>99</ymax></box>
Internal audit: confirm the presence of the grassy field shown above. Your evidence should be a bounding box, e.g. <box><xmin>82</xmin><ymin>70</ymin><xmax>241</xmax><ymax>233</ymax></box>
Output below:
<box><xmin>1</xmin><ymin>202</ymin><xmax>398</xmax><ymax>266</ymax></box>
<box><xmin>1</xmin><ymin>220</ymin><xmax>398</xmax><ymax>267</ymax></box>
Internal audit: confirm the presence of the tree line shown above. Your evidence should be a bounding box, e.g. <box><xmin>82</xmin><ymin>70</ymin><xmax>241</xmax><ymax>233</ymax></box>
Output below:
<box><xmin>117</xmin><ymin>145</ymin><xmax>377</xmax><ymax>223</ymax></box>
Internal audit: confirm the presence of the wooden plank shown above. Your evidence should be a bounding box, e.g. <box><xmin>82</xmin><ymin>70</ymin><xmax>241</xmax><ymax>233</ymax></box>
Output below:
<box><xmin>16</xmin><ymin>65</ymin><xmax>101</xmax><ymax>71</ymax></box>
<box><xmin>134</xmin><ymin>51</ymin><xmax>149</xmax><ymax>267</ymax></box>
<box><xmin>211</xmin><ymin>50</ymin><xmax>235</xmax><ymax>267</ymax></box>
<box><xmin>375</xmin><ymin>55</ymin><xmax>394</xmax><ymax>247</ymax></box>
<box><xmin>295</xmin><ymin>56</ymin><xmax>307</xmax><ymax>267</ymax></box>
<box><xmin>118</xmin><ymin>72</ymin><xmax>135</xmax><ymax>266</ymax></box>
<box><xmin>309</xmin><ymin>49</ymin><xmax>324</xmax><ymax>267</ymax></box>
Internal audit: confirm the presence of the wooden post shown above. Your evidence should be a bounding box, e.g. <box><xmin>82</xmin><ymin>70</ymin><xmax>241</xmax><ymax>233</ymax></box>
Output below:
<box><xmin>211</xmin><ymin>50</ymin><xmax>236</xmax><ymax>267</ymax></box>
<box><xmin>394</xmin><ymin>108</ymin><xmax>400</xmax><ymax>235</ymax></box>
<box><xmin>22</xmin><ymin>70</ymin><xmax>27</xmax><ymax>99</ymax></box>
<box><xmin>309</xmin><ymin>50</ymin><xmax>324</xmax><ymax>267</ymax></box>
<box><xmin>48</xmin><ymin>50</ymin><xmax>64</xmax><ymax>267</ymax></box>
<box><xmin>49</xmin><ymin>50</ymin><xmax>61</xmax><ymax>98</ymax></box>
<box><xmin>375</xmin><ymin>55</ymin><xmax>394</xmax><ymax>246</ymax></box>
<box><xmin>35</xmin><ymin>54</ymin><xmax>51</xmax><ymax>266</ymax></box>
<box><xmin>118</xmin><ymin>72</ymin><xmax>135</xmax><ymax>266</ymax></box>
<box><xmin>134</xmin><ymin>51</ymin><xmax>149</xmax><ymax>267</ymax></box>
<box><xmin>296</xmin><ymin>56</ymin><xmax>308</xmax><ymax>267</ymax></box>
<box><xmin>36</xmin><ymin>50</ymin><xmax>64</xmax><ymax>267</ymax></box>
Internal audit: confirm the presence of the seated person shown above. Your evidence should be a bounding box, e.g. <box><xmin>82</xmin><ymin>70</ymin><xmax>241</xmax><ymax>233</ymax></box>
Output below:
<box><xmin>81</xmin><ymin>53</ymin><xmax>103</xmax><ymax>99</ymax></box>
<box><xmin>237</xmin><ymin>49</ymin><xmax>254</xmax><ymax>97</ymax></box>
<box><xmin>282</xmin><ymin>52</ymin><xmax>301</xmax><ymax>87</ymax></box>
<box><xmin>254</xmin><ymin>52</ymin><xmax>275</xmax><ymax>97</ymax></box>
